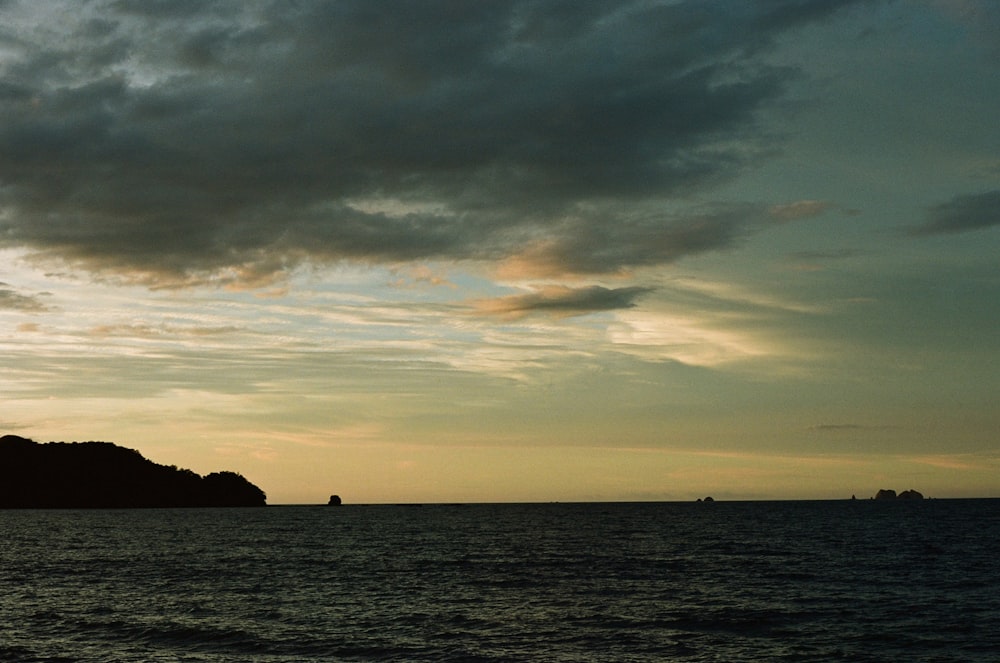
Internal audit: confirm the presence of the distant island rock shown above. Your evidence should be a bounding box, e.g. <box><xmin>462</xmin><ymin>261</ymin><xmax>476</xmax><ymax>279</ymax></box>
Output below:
<box><xmin>0</xmin><ymin>434</ymin><xmax>266</xmax><ymax>508</ymax></box>
<box><xmin>327</xmin><ymin>494</ymin><xmax>342</xmax><ymax>506</ymax></box>
<box><xmin>873</xmin><ymin>488</ymin><xmax>924</xmax><ymax>500</ymax></box>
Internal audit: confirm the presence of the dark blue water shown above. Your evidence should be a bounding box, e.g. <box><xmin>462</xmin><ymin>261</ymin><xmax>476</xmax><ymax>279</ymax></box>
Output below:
<box><xmin>2</xmin><ymin>500</ymin><xmax>998</xmax><ymax>662</ymax></box>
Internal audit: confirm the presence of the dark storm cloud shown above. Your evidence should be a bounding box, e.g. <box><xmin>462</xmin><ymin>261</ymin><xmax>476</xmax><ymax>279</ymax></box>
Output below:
<box><xmin>910</xmin><ymin>190</ymin><xmax>1000</xmax><ymax>237</ymax></box>
<box><xmin>475</xmin><ymin>285</ymin><xmax>653</xmax><ymax>319</ymax></box>
<box><xmin>0</xmin><ymin>0</ymin><xmax>865</xmax><ymax>285</ymax></box>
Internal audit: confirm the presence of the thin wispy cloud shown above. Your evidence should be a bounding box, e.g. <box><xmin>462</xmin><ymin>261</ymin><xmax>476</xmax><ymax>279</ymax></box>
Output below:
<box><xmin>807</xmin><ymin>424</ymin><xmax>896</xmax><ymax>432</ymax></box>
<box><xmin>87</xmin><ymin>323</ymin><xmax>242</xmax><ymax>337</ymax></box>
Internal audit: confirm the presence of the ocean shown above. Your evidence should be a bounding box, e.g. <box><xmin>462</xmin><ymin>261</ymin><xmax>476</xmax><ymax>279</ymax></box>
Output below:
<box><xmin>2</xmin><ymin>500</ymin><xmax>998</xmax><ymax>662</ymax></box>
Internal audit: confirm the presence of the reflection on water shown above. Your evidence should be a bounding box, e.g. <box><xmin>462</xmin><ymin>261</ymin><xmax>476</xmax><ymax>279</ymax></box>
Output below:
<box><xmin>2</xmin><ymin>500</ymin><xmax>999</xmax><ymax>662</ymax></box>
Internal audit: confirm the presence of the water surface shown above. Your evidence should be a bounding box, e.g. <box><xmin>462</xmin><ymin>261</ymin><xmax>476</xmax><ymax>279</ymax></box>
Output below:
<box><xmin>2</xmin><ymin>500</ymin><xmax>997</xmax><ymax>661</ymax></box>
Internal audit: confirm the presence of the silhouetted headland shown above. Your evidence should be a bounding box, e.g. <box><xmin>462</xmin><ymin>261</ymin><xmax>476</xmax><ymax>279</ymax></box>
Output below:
<box><xmin>0</xmin><ymin>434</ymin><xmax>266</xmax><ymax>508</ymax></box>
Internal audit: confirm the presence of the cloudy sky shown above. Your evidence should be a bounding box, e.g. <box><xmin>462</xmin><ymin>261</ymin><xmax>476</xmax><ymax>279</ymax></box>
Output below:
<box><xmin>2</xmin><ymin>0</ymin><xmax>998</xmax><ymax>503</ymax></box>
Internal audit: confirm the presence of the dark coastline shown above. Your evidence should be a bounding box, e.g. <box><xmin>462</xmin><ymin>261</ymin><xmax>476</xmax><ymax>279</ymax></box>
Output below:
<box><xmin>0</xmin><ymin>434</ymin><xmax>266</xmax><ymax>508</ymax></box>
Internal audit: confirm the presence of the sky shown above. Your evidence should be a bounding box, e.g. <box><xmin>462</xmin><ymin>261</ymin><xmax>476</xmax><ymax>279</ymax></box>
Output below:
<box><xmin>1</xmin><ymin>0</ymin><xmax>998</xmax><ymax>504</ymax></box>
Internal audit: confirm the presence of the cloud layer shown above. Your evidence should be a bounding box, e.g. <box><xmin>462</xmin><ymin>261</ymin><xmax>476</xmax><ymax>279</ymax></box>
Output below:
<box><xmin>0</xmin><ymin>282</ymin><xmax>49</xmax><ymax>311</ymax></box>
<box><xmin>475</xmin><ymin>285</ymin><xmax>652</xmax><ymax>319</ymax></box>
<box><xmin>0</xmin><ymin>0</ymin><xmax>863</xmax><ymax>286</ymax></box>
<box><xmin>911</xmin><ymin>190</ymin><xmax>1000</xmax><ymax>236</ymax></box>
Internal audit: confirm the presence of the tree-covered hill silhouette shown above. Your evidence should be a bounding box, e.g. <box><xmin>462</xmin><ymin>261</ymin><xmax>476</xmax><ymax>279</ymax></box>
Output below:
<box><xmin>0</xmin><ymin>434</ymin><xmax>266</xmax><ymax>508</ymax></box>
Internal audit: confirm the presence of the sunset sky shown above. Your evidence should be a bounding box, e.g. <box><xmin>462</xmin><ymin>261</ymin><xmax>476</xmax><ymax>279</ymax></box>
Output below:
<box><xmin>2</xmin><ymin>0</ymin><xmax>998</xmax><ymax>504</ymax></box>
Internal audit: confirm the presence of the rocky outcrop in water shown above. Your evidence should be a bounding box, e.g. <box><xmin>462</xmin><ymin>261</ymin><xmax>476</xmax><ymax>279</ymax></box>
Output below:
<box><xmin>0</xmin><ymin>434</ymin><xmax>266</xmax><ymax>508</ymax></box>
<box><xmin>873</xmin><ymin>488</ymin><xmax>924</xmax><ymax>500</ymax></box>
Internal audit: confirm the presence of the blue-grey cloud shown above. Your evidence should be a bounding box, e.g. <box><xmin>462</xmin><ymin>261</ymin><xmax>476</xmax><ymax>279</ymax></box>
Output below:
<box><xmin>910</xmin><ymin>190</ymin><xmax>1000</xmax><ymax>236</ymax></box>
<box><xmin>475</xmin><ymin>285</ymin><xmax>653</xmax><ymax>319</ymax></box>
<box><xmin>789</xmin><ymin>249</ymin><xmax>859</xmax><ymax>261</ymax></box>
<box><xmin>0</xmin><ymin>0</ymin><xmax>867</xmax><ymax>286</ymax></box>
<box><xmin>498</xmin><ymin>201</ymin><xmax>834</xmax><ymax>278</ymax></box>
